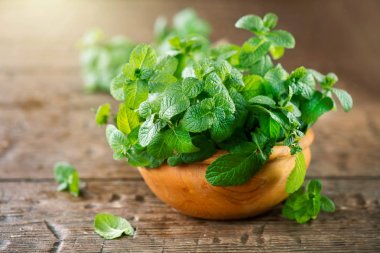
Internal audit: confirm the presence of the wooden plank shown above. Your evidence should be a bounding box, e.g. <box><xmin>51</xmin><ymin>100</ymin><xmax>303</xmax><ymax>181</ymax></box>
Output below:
<box><xmin>0</xmin><ymin>179</ymin><xmax>379</xmax><ymax>252</ymax></box>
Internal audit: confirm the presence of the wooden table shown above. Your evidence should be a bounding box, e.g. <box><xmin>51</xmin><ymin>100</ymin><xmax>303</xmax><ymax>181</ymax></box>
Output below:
<box><xmin>0</xmin><ymin>0</ymin><xmax>379</xmax><ymax>252</ymax></box>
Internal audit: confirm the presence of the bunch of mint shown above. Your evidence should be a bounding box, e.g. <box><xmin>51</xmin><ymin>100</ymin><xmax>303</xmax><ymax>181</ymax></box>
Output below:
<box><xmin>96</xmin><ymin>12</ymin><xmax>352</xmax><ymax>223</ymax></box>
<box><xmin>79</xmin><ymin>9</ymin><xmax>210</xmax><ymax>92</ymax></box>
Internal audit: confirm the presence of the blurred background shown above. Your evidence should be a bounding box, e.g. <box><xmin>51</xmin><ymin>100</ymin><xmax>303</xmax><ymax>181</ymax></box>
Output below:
<box><xmin>0</xmin><ymin>0</ymin><xmax>379</xmax><ymax>179</ymax></box>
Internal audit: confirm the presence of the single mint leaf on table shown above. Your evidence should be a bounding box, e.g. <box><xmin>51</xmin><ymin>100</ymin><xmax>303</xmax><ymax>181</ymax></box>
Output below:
<box><xmin>53</xmin><ymin>162</ymin><xmax>81</xmax><ymax>197</ymax></box>
<box><xmin>95</xmin><ymin>103</ymin><xmax>111</xmax><ymax>125</ymax></box>
<box><xmin>94</xmin><ymin>213</ymin><xmax>134</xmax><ymax>240</ymax></box>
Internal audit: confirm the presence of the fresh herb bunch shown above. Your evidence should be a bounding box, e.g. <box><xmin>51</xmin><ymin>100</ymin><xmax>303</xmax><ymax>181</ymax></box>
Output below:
<box><xmin>97</xmin><ymin>13</ymin><xmax>352</xmax><ymax>222</ymax></box>
<box><xmin>79</xmin><ymin>9</ymin><xmax>210</xmax><ymax>92</ymax></box>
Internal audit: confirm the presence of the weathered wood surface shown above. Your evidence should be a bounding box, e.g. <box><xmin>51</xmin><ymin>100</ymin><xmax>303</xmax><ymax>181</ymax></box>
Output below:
<box><xmin>0</xmin><ymin>0</ymin><xmax>379</xmax><ymax>252</ymax></box>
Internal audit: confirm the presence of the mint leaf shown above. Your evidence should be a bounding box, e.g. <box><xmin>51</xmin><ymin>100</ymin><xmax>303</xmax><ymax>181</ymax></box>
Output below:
<box><xmin>206</xmin><ymin>153</ymin><xmax>264</xmax><ymax>186</ymax></box>
<box><xmin>332</xmin><ymin>88</ymin><xmax>353</xmax><ymax>112</ymax></box>
<box><xmin>249</xmin><ymin>95</ymin><xmax>276</xmax><ymax>107</ymax></box>
<box><xmin>204</xmin><ymin>72</ymin><xmax>227</xmax><ymax>96</ymax></box>
<box><xmin>235</xmin><ymin>15</ymin><xmax>264</xmax><ymax>32</ymax></box>
<box><xmin>301</xmin><ymin>92</ymin><xmax>334</xmax><ymax>125</ymax></box>
<box><xmin>211</xmin><ymin>109</ymin><xmax>235</xmax><ymax>142</ymax></box>
<box><xmin>138</xmin><ymin>115</ymin><xmax>166</xmax><ymax>147</ymax></box>
<box><xmin>117</xmin><ymin>104</ymin><xmax>140</xmax><ymax>134</ymax></box>
<box><xmin>159</xmin><ymin>93</ymin><xmax>190</xmax><ymax>120</ymax></box>
<box><xmin>94</xmin><ymin>213</ymin><xmax>134</xmax><ymax>240</ymax></box>
<box><xmin>53</xmin><ymin>162</ymin><xmax>80</xmax><ymax>197</ymax></box>
<box><xmin>240</xmin><ymin>40</ymin><xmax>271</xmax><ymax>67</ymax></box>
<box><xmin>149</xmin><ymin>72</ymin><xmax>177</xmax><ymax>93</ymax></box>
<box><xmin>110</xmin><ymin>74</ymin><xmax>128</xmax><ymax>101</ymax></box>
<box><xmin>241</xmin><ymin>74</ymin><xmax>265</xmax><ymax>100</ymax></box>
<box><xmin>156</xmin><ymin>56</ymin><xmax>178</xmax><ymax>75</ymax></box>
<box><xmin>182</xmin><ymin>77</ymin><xmax>204</xmax><ymax>98</ymax></box>
<box><xmin>321</xmin><ymin>196</ymin><xmax>336</xmax><ymax>212</ymax></box>
<box><xmin>265</xmin><ymin>30</ymin><xmax>295</xmax><ymax>48</ymax></box>
<box><xmin>166</xmin><ymin>128</ymin><xmax>199</xmax><ymax>153</ymax></box>
<box><xmin>259</xmin><ymin>114</ymin><xmax>281</xmax><ymax>139</ymax></box>
<box><xmin>182</xmin><ymin>99</ymin><xmax>215</xmax><ymax>132</ymax></box>
<box><xmin>263</xmin><ymin>13</ymin><xmax>278</xmax><ymax>29</ymax></box>
<box><xmin>124</xmin><ymin>80</ymin><xmax>149</xmax><ymax>109</ymax></box>
<box><xmin>286</xmin><ymin>152</ymin><xmax>306</xmax><ymax>194</ymax></box>
<box><xmin>95</xmin><ymin>103</ymin><xmax>111</xmax><ymax>125</ymax></box>
<box><xmin>306</xmin><ymin>179</ymin><xmax>322</xmax><ymax>195</ymax></box>
<box><xmin>129</xmin><ymin>44</ymin><xmax>156</xmax><ymax>70</ymax></box>
<box><xmin>269</xmin><ymin>45</ymin><xmax>284</xmax><ymax>60</ymax></box>
<box><xmin>147</xmin><ymin>132</ymin><xmax>173</xmax><ymax>159</ymax></box>
<box><xmin>179</xmin><ymin>135</ymin><xmax>216</xmax><ymax>164</ymax></box>
<box><xmin>106</xmin><ymin>125</ymin><xmax>129</xmax><ymax>159</ymax></box>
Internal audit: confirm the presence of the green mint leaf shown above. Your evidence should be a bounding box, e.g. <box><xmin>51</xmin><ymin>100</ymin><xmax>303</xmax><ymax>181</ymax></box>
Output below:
<box><xmin>182</xmin><ymin>77</ymin><xmax>204</xmax><ymax>98</ymax></box>
<box><xmin>265</xmin><ymin>30</ymin><xmax>295</xmax><ymax>48</ymax></box>
<box><xmin>229</xmin><ymin>88</ymin><xmax>248</xmax><ymax>128</ymax></box>
<box><xmin>148</xmin><ymin>72</ymin><xmax>177</xmax><ymax>93</ymax></box>
<box><xmin>167</xmin><ymin>156</ymin><xmax>183</xmax><ymax>166</ymax></box>
<box><xmin>249</xmin><ymin>55</ymin><xmax>273</xmax><ymax>76</ymax></box>
<box><xmin>206</xmin><ymin>153</ymin><xmax>264</xmax><ymax>186</ymax></box>
<box><xmin>264</xmin><ymin>64</ymin><xmax>288</xmax><ymax>98</ymax></box>
<box><xmin>321</xmin><ymin>73</ymin><xmax>338</xmax><ymax>89</ymax></box>
<box><xmin>204</xmin><ymin>71</ymin><xmax>227</xmax><ymax>96</ymax></box>
<box><xmin>240</xmin><ymin>39</ymin><xmax>271</xmax><ymax>67</ymax></box>
<box><xmin>226</xmin><ymin>68</ymin><xmax>245</xmax><ymax>89</ymax></box>
<box><xmin>147</xmin><ymin>132</ymin><xmax>173</xmax><ymax>159</ymax></box>
<box><xmin>95</xmin><ymin>103</ymin><xmax>111</xmax><ymax>125</ymax></box>
<box><xmin>166</xmin><ymin>128</ymin><xmax>199</xmax><ymax>153</ymax></box>
<box><xmin>249</xmin><ymin>95</ymin><xmax>276</xmax><ymax>107</ymax></box>
<box><xmin>263</xmin><ymin>13</ymin><xmax>278</xmax><ymax>29</ymax></box>
<box><xmin>301</xmin><ymin>92</ymin><xmax>334</xmax><ymax>125</ymax></box>
<box><xmin>211</xmin><ymin>109</ymin><xmax>235</xmax><ymax>142</ymax></box>
<box><xmin>332</xmin><ymin>88</ymin><xmax>353</xmax><ymax>112</ymax></box>
<box><xmin>179</xmin><ymin>135</ymin><xmax>216</xmax><ymax>164</ymax></box>
<box><xmin>123</xmin><ymin>62</ymin><xmax>137</xmax><ymax>81</ymax></box>
<box><xmin>68</xmin><ymin>171</ymin><xmax>80</xmax><ymax>197</ymax></box>
<box><xmin>213</xmin><ymin>93</ymin><xmax>236</xmax><ymax>115</ymax></box>
<box><xmin>129</xmin><ymin>44</ymin><xmax>157</xmax><ymax>70</ymax></box>
<box><xmin>53</xmin><ymin>162</ymin><xmax>80</xmax><ymax>197</ymax></box>
<box><xmin>286</xmin><ymin>152</ymin><xmax>306</xmax><ymax>194</ymax></box>
<box><xmin>259</xmin><ymin>114</ymin><xmax>281</xmax><ymax>139</ymax></box>
<box><xmin>241</xmin><ymin>74</ymin><xmax>266</xmax><ymax>100</ymax></box>
<box><xmin>110</xmin><ymin>74</ymin><xmax>128</xmax><ymax>101</ymax></box>
<box><xmin>215</xmin><ymin>60</ymin><xmax>232</xmax><ymax>81</ymax></box>
<box><xmin>182</xmin><ymin>98</ymin><xmax>215</xmax><ymax>132</ymax></box>
<box><xmin>117</xmin><ymin>104</ymin><xmax>140</xmax><ymax>134</ymax></box>
<box><xmin>156</xmin><ymin>56</ymin><xmax>178</xmax><ymax>75</ymax></box>
<box><xmin>138</xmin><ymin>115</ymin><xmax>166</xmax><ymax>147</ymax></box>
<box><xmin>124</xmin><ymin>80</ymin><xmax>149</xmax><ymax>109</ymax></box>
<box><xmin>94</xmin><ymin>213</ymin><xmax>134</xmax><ymax>240</ymax></box>
<box><xmin>106</xmin><ymin>125</ymin><xmax>129</xmax><ymax>158</ymax></box>
<box><xmin>321</xmin><ymin>196</ymin><xmax>336</xmax><ymax>213</ymax></box>
<box><xmin>235</xmin><ymin>15</ymin><xmax>264</xmax><ymax>32</ymax></box>
<box><xmin>269</xmin><ymin>45</ymin><xmax>284</xmax><ymax>60</ymax></box>
<box><xmin>306</xmin><ymin>179</ymin><xmax>322</xmax><ymax>195</ymax></box>
<box><xmin>159</xmin><ymin>93</ymin><xmax>190</xmax><ymax>120</ymax></box>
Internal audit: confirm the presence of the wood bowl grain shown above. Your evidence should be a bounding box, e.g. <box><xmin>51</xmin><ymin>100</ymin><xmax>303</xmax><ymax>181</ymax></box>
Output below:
<box><xmin>138</xmin><ymin>129</ymin><xmax>314</xmax><ymax>220</ymax></box>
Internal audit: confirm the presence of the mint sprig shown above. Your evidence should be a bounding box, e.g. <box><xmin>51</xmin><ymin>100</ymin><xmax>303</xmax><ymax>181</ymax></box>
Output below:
<box><xmin>53</xmin><ymin>162</ymin><xmax>81</xmax><ymax>197</ymax></box>
<box><xmin>282</xmin><ymin>179</ymin><xmax>336</xmax><ymax>224</ymax></box>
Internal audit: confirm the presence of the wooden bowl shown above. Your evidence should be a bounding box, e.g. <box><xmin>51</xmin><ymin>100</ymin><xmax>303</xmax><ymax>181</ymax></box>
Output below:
<box><xmin>138</xmin><ymin>129</ymin><xmax>314</xmax><ymax>220</ymax></box>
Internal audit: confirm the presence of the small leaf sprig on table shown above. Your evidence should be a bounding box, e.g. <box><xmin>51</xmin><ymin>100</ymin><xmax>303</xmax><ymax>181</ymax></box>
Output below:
<box><xmin>96</xmin><ymin>12</ymin><xmax>352</xmax><ymax>223</ymax></box>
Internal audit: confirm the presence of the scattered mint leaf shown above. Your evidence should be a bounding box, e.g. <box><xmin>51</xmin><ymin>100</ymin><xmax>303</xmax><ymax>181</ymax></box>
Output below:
<box><xmin>94</xmin><ymin>213</ymin><xmax>134</xmax><ymax>240</ymax></box>
<box><xmin>95</xmin><ymin>103</ymin><xmax>111</xmax><ymax>125</ymax></box>
<box><xmin>53</xmin><ymin>162</ymin><xmax>81</xmax><ymax>197</ymax></box>
<box><xmin>282</xmin><ymin>179</ymin><xmax>336</xmax><ymax>224</ymax></box>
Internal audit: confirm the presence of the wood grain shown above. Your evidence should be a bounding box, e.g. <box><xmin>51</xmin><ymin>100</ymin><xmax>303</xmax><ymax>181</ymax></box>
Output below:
<box><xmin>0</xmin><ymin>179</ymin><xmax>379</xmax><ymax>252</ymax></box>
